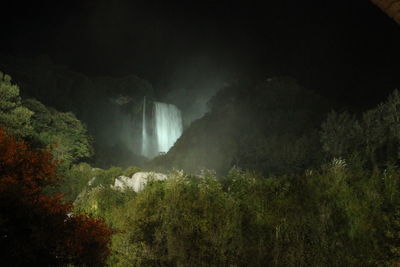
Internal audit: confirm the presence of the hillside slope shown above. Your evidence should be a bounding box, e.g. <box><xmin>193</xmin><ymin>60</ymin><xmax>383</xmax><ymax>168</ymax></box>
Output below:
<box><xmin>150</xmin><ymin>77</ymin><xmax>331</xmax><ymax>175</ymax></box>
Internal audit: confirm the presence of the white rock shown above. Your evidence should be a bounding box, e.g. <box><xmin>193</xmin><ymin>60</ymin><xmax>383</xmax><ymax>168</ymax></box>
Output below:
<box><xmin>113</xmin><ymin>172</ymin><xmax>167</xmax><ymax>192</ymax></box>
<box><xmin>88</xmin><ymin>176</ymin><xmax>97</xmax><ymax>186</ymax></box>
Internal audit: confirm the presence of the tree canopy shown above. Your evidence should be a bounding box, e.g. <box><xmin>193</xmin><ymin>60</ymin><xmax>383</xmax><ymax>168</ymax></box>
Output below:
<box><xmin>0</xmin><ymin>71</ymin><xmax>93</xmax><ymax>167</ymax></box>
<box><xmin>0</xmin><ymin>127</ymin><xmax>112</xmax><ymax>266</ymax></box>
<box><xmin>0</xmin><ymin>71</ymin><xmax>33</xmax><ymax>137</ymax></box>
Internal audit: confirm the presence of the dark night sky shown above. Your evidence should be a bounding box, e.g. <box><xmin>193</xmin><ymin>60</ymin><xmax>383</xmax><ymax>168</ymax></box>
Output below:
<box><xmin>1</xmin><ymin>0</ymin><xmax>400</xmax><ymax>108</ymax></box>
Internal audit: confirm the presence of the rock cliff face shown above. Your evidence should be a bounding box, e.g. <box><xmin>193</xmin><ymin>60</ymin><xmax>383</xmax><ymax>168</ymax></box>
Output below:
<box><xmin>114</xmin><ymin>172</ymin><xmax>168</xmax><ymax>192</ymax></box>
<box><xmin>372</xmin><ymin>0</ymin><xmax>400</xmax><ymax>24</ymax></box>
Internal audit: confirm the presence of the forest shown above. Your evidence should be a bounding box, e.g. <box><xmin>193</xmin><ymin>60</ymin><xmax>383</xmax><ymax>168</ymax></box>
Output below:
<box><xmin>2</xmin><ymin>0</ymin><xmax>400</xmax><ymax>266</ymax></box>
<box><xmin>2</xmin><ymin>64</ymin><xmax>400</xmax><ymax>266</ymax></box>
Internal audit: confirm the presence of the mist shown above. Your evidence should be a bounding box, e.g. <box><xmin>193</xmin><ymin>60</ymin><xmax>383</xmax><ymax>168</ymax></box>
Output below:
<box><xmin>162</xmin><ymin>56</ymin><xmax>230</xmax><ymax>127</ymax></box>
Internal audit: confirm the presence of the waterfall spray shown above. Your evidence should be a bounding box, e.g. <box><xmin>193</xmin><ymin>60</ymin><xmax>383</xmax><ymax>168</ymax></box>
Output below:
<box><xmin>154</xmin><ymin>102</ymin><xmax>183</xmax><ymax>153</ymax></box>
<box><xmin>141</xmin><ymin>96</ymin><xmax>150</xmax><ymax>157</ymax></box>
<box><xmin>140</xmin><ymin>97</ymin><xmax>183</xmax><ymax>158</ymax></box>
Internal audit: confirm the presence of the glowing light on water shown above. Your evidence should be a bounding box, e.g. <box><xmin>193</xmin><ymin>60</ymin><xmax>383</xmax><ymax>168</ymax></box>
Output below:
<box><xmin>141</xmin><ymin>96</ymin><xmax>150</xmax><ymax>157</ymax></box>
<box><xmin>154</xmin><ymin>102</ymin><xmax>183</xmax><ymax>153</ymax></box>
<box><xmin>141</xmin><ymin>97</ymin><xmax>183</xmax><ymax>158</ymax></box>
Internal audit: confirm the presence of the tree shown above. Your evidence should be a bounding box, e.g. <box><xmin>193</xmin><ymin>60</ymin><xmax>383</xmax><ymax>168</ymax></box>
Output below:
<box><xmin>320</xmin><ymin>111</ymin><xmax>362</xmax><ymax>158</ymax></box>
<box><xmin>0</xmin><ymin>127</ymin><xmax>112</xmax><ymax>266</ymax></box>
<box><xmin>0</xmin><ymin>71</ymin><xmax>33</xmax><ymax>137</ymax></box>
<box><xmin>156</xmin><ymin>77</ymin><xmax>328</xmax><ymax>175</ymax></box>
<box><xmin>24</xmin><ymin>98</ymin><xmax>93</xmax><ymax>166</ymax></box>
<box><xmin>103</xmin><ymin>171</ymin><xmax>241</xmax><ymax>266</ymax></box>
<box><xmin>321</xmin><ymin>89</ymin><xmax>400</xmax><ymax>168</ymax></box>
<box><xmin>0</xmin><ymin>71</ymin><xmax>92</xmax><ymax>166</ymax></box>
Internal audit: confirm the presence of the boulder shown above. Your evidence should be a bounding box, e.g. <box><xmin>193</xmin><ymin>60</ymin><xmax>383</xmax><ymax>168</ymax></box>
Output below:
<box><xmin>113</xmin><ymin>172</ymin><xmax>168</xmax><ymax>192</ymax></box>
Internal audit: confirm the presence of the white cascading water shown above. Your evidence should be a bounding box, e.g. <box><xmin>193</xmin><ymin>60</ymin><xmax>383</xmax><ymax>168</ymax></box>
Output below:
<box><xmin>141</xmin><ymin>96</ymin><xmax>150</xmax><ymax>158</ymax></box>
<box><xmin>154</xmin><ymin>101</ymin><xmax>183</xmax><ymax>153</ymax></box>
<box><xmin>141</xmin><ymin>97</ymin><xmax>183</xmax><ymax>158</ymax></box>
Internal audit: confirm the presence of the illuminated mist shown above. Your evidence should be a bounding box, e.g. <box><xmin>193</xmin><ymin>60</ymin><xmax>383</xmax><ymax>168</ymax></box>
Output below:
<box><xmin>154</xmin><ymin>102</ymin><xmax>183</xmax><ymax>153</ymax></box>
<box><xmin>141</xmin><ymin>97</ymin><xmax>183</xmax><ymax>158</ymax></box>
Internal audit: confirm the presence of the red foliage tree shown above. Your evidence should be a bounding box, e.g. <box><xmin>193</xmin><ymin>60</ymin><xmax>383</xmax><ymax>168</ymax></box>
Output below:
<box><xmin>0</xmin><ymin>127</ymin><xmax>113</xmax><ymax>266</ymax></box>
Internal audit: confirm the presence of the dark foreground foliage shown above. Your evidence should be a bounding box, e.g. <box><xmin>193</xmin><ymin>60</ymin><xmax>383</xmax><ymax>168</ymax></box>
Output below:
<box><xmin>0</xmin><ymin>128</ymin><xmax>113</xmax><ymax>266</ymax></box>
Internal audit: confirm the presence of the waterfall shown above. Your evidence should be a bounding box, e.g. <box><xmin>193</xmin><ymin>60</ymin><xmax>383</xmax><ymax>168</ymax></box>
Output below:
<box><xmin>141</xmin><ymin>97</ymin><xmax>150</xmax><ymax>158</ymax></box>
<box><xmin>141</xmin><ymin>97</ymin><xmax>183</xmax><ymax>158</ymax></box>
<box><xmin>154</xmin><ymin>102</ymin><xmax>183</xmax><ymax>153</ymax></box>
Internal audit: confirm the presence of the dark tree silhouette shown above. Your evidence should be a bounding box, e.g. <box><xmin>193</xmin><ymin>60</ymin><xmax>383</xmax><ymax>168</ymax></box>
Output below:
<box><xmin>0</xmin><ymin>127</ymin><xmax>112</xmax><ymax>266</ymax></box>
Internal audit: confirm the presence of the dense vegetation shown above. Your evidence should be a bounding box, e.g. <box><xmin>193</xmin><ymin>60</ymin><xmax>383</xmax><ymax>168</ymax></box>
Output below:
<box><xmin>0</xmin><ymin>127</ymin><xmax>112</xmax><ymax>266</ymax></box>
<box><xmin>0</xmin><ymin>55</ymin><xmax>153</xmax><ymax>168</ymax></box>
<box><xmin>76</xmin><ymin>84</ymin><xmax>400</xmax><ymax>266</ymax></box>
<box><xmin>150</xmin><ymin>77</ymin><xmax>331</xmax><ymax>175</ymax></box>
<box><xmin>0</xmin><ymin>71</ymin><xmax>92</xmax><ymax>166</ymax></box>
<box><xmin>2</xmin><ymin>69</ymin><xmax>400</xmax><ymax>266</ymax></box>
<box><xmin>74</xmin><ymin>166</ymin><xmax>400</xmax><ymax>266</ymax></box>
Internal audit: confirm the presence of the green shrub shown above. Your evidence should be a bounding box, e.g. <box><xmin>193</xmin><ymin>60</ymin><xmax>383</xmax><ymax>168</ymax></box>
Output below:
<box><xmin>73</xmin><ymin>166</ymin><xmax>400</xmax><ymax>266</ymax></box>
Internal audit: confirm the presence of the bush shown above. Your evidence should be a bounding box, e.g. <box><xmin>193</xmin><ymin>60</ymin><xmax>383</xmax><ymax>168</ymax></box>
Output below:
<box><xmin>0</xmin><ymin>127</ymin><xmax>113</xmax><ymax>266</ymax></box>
<box><xmin>73</xmin><ymin>164</ymin><xmax>400</xmax><ymax>265</ymax></box>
